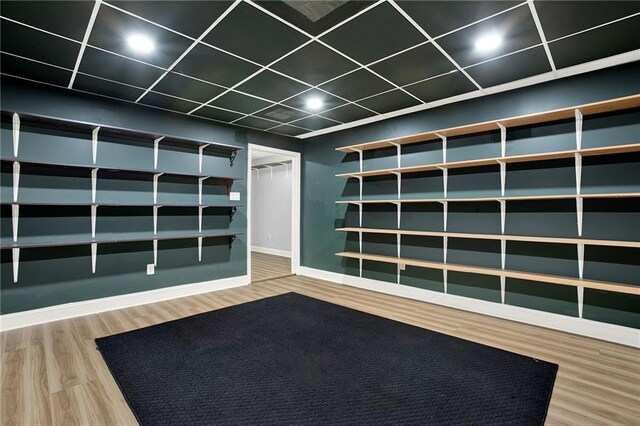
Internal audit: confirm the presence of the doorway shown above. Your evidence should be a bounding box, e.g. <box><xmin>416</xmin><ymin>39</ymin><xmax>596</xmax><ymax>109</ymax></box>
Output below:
<box><xmin>247</xmin><ymin>144</ymin><xmax>300</xmax><ymax>283</ymax></box>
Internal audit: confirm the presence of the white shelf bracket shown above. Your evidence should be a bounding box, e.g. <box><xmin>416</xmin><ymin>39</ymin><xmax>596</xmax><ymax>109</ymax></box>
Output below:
<box><xmin>394</xmin><ymin>201</ymin><xmax>401</xmax><ymax>229</ymax></box>
<box><xmin>153</xmin><ymin>137</ymin><xmax>164</xmax><ymax>170</ymax></box>
<box><xmin>501</xmin><ymin>239</ymin><xmax>507</xmax><ymax>270</ymax></box>
<box><xmin>91</xmin><ymin>168</ymin><xmax>98</xmax><ymax>203</ymax></box>
<box><xmin>500</xmin><ymin>276</ymin><xmax>506</xmax><ymax>304</ymax></box>
<box><xmin>12</xmin><ymin>204</ymin><xmax>19</xmax><ymax>242</ymax></box>
<box><xmin>436</xmin><ymin>133</ymin><xmax>447</xmax><ymax>163</ymax></box>
<box><xmin>357</xmin><ymin>176</ymin><xmax>363</xmax><ymax>202</ymax></box>
<box><xmin>153</xmin><ymin>206</ymin><xmax>161</xmax><ymax>235</ymax></box>
<box><xmin>443</xmin><ymin>235</ymin><xmax>448</xmax><ymax>264</ymax></box>
<box><xmin>391</xmin><ymin>171</ymin><xmax>402</xmax><ymax>200</ymax></box>
<box><xmin>199</xmin><ymin>143</ymin><xmax>210</xmax><ymax>173</ymax></box>
<box><xmin>577</xmin><ymin>243</ymin><xmax>585</xmax><ymax>279</ymax></box>
<box><xmin>199</xmin><ymin>206</ymin><xmax>203</xmax><ymax>233</ymax></box>
<box><xmin>12</xmin><ymin>248</ymin><xmax>20</xmax><ymax>283</ymax></box>
<box><xmin>575</xmin><ymin>109</ymin><xmax>583</xmax><ymax>150</ymax></box>
<box><xmin>497</xmin><ymin>122</ymin><xmax>507</xmax><ymax>158</ymax></box>
<box><xmin>198</xmin><ymin>177</ymin><xmax>208</xmax><ymax>205</ymax></box>
<box><xmin>499</xmin><ymin>200</ymin><xmax>506</xmax><ymax>235</ymax></box>
<box><xmin>577</xmin><ymin>286</ymin><xmax>584</xmax><ymax>319</ymax></box>
<box><xmin>354</xmin><ymin>148</ymin><xmax>363</xmax><ymax>173</ymax></box>
<box><xmin>437</xmin><ymin>166</ymin><xmax>448</xmax><ymax>198</ymax></box>
<box><xmin>576</xmin><ymin>196</ymin><xmax>583</xmax><ymax>237</ymax></box>
<box><xmin>390</xmin><ymin>142</ymin><xmax>401</xmax><ymax>169</ymax></box>
<box><xmin>91</xmin><ymin>204</ymin><xmax>97</xmax><ymax>238</ymax></box>
<box><xmin>13</xmin><ymin>161</ymin><xmax>20</xmax><ymax>202</ymax></box>
<box><xmin>92</xmin><ymin>127</ymin><xmax>100</xmax><ymax>164</ymax></box>
<box><xmin>198</xmin><ymin>236</ymin><xmax>203</xmax><ymax>262</ymax></box>
<box><xmin>443</xmin><ymin>269</ymin><xmax>448</xmax><ymax>294</ymax></box>
<box><xmin>575</xmin><ymin>153</ymin><xmax>582</xmax><ymax>195</ymax></box>
<box><xmin>12</xmin><ymin>113</ymin><xmax>20</xmax><ymax>157</ymax></box>
<box><xmin>439</xmin><ymin>201</ymin><xmax>448</xmax><ymax>231</ymax></box>
<box><xmin>359</xmin><ymin>230</ymin><xmax>363</xmax><ymax>278</ymax></box>
<box><xmin>498</xmin><ymin>161</ymin><xmax>506</xmax><ymax>197</ymax></box>
<box><xmin>153</xmin><ymin>173</ymin><xmax>163</xmax><ymax>204</ymax></box>
<box><xmin>396</xmin><ymin>233</ymin><xmax>401</xmax><ymax>285</ymax></box>
<box><xmin>153</xmin><ymin>240</ymin><xmax>158</xmax><ymax>266</ymax></box>
<box><xmin>91</xmin><ymin>243</ymin><xmax>97</xmax><ymax>274</ymax></box>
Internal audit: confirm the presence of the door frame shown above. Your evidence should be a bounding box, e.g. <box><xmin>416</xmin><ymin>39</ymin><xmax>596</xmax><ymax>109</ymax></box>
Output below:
<box><xmin>247</xmin><ymin>144</ymin><xmax>301</xmax><ymax>278</ymax></box>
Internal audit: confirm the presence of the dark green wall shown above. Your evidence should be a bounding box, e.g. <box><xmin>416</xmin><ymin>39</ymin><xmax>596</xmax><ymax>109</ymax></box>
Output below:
<box><xmin>302</xmin><ymin>62</ymin><xmax>640</xmax><ymax>329</ymax></box>
<box><xmin>0</xmin><ymin>76</ymin><xmax>300</xmax><ymax>314</ymax></box>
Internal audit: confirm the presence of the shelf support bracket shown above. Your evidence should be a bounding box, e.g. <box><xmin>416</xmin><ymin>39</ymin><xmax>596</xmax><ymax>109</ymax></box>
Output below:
<box><xmin>91</xmin><ymin>243</ymin><xmax>97</xmax><ymax>274</ymax></box>
<box><xmin>153</xmin><ymin>137</ymin><xmax>164</xmax><ymax>170</ymax></box>
<box><xmin>439</xmin><ymin>201</ymin><xmax>448</xmax><ymax>231</ymax></box>
<box><xmin>153</xmin><ymin>206</ymin><xmax>161</xmax><ymax>235</ymax></box>
<box><xmin>230</xmin><ymin>206</ymin><xmax>237</xmax><ymax>221</ymax></box>
<box><xmin>198</xmin><ymin>236</ymin><xmax>203</xmax><ymax>262</ymax></box>
<box><xmin>443</xmin><ymin>269</ymin><xmax>448</xmax><ymax>294</ymax></box>
<box><xmin>226</xmin><ymin>179</ymin><xmax>233</xmax><ymax>195</ymax></box>
<box><xmin>12</xmin><ymin>248</ymin><xmax>20</xmax><ymax>283</ymax></box>
<box><xmin>91</xmin><ymin>168</ymin><xmax>98</xmax><ymax>203</ymax></box>
<box><xmin>499</xmin><ymin>200</ymin><xmax>506</xmax><ymax>235</ymax></box>
<box><xmin>92</xmin><ymin>127</ymin><xmax>100</xmax><ymax>164</ymax></box>
<box><xmin>391</xmin><ymin>171</ymin><xmax>402</xmax><ymax>201</ymax></box>
<box><xmin>199</xmin><ymin>206</ymin><xmax>203</xmax><ymax>233</ymax></box>
<box><xmin>498</xmin><ymin>160</ymin><xmax>506</xmax><ymax>197</ymax></box>
<box><xmin>390</xmin><ymin>142</ymin><xmax>401</xmax><ymax>169</ymax></box>
<box><xmin>443</xmin><ymin>235</ymin><xmax>448</xmax><ymax>264</ymax></box>
<box><xmin>575</xmin><ymin>153</ymin><xmax>582</xmax><ymax>196</ymax></box>
<box><xmin>153</xmin><ymin>173</ymin><xmax>163</xmax><ymax>204</ymax></box>
<box><xmin>91</xmin><ymin>205</ymin><xmax>97</xmax><ymax>238</ymax></box>
<box><xmin>199</xmin><ymin>144</ymin><xmax>210</xmax><ymax>173</ymax></box>
<box><xmin>500</xmin><ymin>276</ymin><xmax>506</xmax><ymax>304</ymax></box>
<box><xmin>198</xmin><ymin>177</ymin><xmax>208</xmax><ymax>205</ymax></box>
<box><xmin>13</xmin><ymin>161</ymin><xmax>20</xmax><ymax>202</ymax></box>
<box><xmin>354</xmin><ymin>148</ymin><xmax>363</xmax><ymax>173</ymax></box>
<box><xmin>497</xmin><ymin>122</ymin><xmax>507</xmax><ymax>158</ymax></box>
<box><xmin>229</xmin><ymin>150</ymin><xmax>237</xmax><ymax>167</ymax></box>
<box><xmin>576</xmin><ymin>196</ymin><xmax>583</xmax><ymax>237</ymax></box>
<box><xmin>577</xmin><ymin>241</ymin><xmax>585</xmax><ymax>319</ymax></box>
<box><xmin>575</xmin><ymin>109</ymin><xmax>583</xmax><ymax>150</ymax></box>
<box><xmin>228</xmin><ymin>235</ymin><xmax>236</xmax><ymax>249</ymax></box>
<box><xmin>437</xmin><ymin>166</ymin><xmax>448</xmax><ymax>198</ymax></box>
<box><xmin>12</xmin><ymin>113</ymin><xmax>20</xmax><ymax>157</ymax></box>
<box><xmin>12</xmin><ymin>204</ymin><xmax>19</xmax><ymax>242</ymax></box>
<box><xmin>153</xmin><ymin>240</ymin><xmax>158</xmax><ymax>266</ymax></box>
<box><xmin>436</xmin><ymin>133</ymin><xmax>447</xmax><ymax>164</ymax></box>
<box><xmin>397</xmin><ymin>233</ymin><xmax>401</xmax><ymax>284</ymax></box>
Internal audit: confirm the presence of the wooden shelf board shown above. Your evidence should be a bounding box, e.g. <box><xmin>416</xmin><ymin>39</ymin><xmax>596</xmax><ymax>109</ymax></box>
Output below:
<box><xmin>336</xmin><ymin>143</ymin><xmax>640</xmax><ymax>179</ymax></box>
<box><xmin>336</xmin><ymin>193</ymin><xmax>640</xmax><ymax>204</ymax></box>
<box><xmin>0</xmin><ymin>202</ymin><xmax>242</xmax><ymax>208</ymax></box>
<box><xmin>335</xmin><ymin>252</ymin><xmax>640</xmax><ymax>296</ymax></box>
<box><xmin>335</xmin><ymin>94</ymin><xmax>640</xmax><ymax>153</ymax></box>
<box><xmin>335</xmin><ymin>227</ymin><xmax>640</xmax><ymax>248</ymax></box>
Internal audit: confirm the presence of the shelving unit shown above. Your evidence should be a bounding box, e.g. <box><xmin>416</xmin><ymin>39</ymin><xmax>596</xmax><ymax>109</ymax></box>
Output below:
<box><xmin>1</xmin><ymin>110</ymin><xmax>244</xmax><ymax>283</ymax></box>
<box><xmin>334</xmin><ymin>94</ymin><xmax>640</xmax><ymax>319</ymax></box>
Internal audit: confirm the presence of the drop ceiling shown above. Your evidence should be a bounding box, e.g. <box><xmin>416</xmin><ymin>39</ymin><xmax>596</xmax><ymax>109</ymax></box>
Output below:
<box><xmin>1</xmin><ymin>1</ymin><xmax>639</xmax><ymax>138</ymax></box>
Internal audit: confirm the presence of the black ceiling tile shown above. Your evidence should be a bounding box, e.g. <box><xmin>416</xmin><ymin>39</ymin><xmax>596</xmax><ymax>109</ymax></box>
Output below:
<box><xmin>396</xmin><ymin>1</ymin><xmax>520</xmax><ymax>38</ymax></box>
<box><xmin>437</xmin><ymin>6</ymin><xmax>541</xmax><ymax>68</ymax></box>
<box><xmin>270</xmin><ymin>125</ymin><xmax>309</xmax><ymax>137</ymax></box>
<box><xmin>202</xmin><ymin>2</ymin><xmax>309</xmax><ymax>65</ymax></box>
<box><xmin>290</xmin><ymin>115</ymin><xmax>337</xmax><ymax>131</ymax></box>
<box><xmin>172</xmin><ymin>43</ymin><xmax>259</xmax><ymax>87</ymax></box>
<box><xmin>153</xmin><ymin>72</ymin><xmax>225</xmax><ymax>104</ymax></box>
<box><xmin>139</xmin><ymin>92</ymin><xmax>200</xmax><ymax>113</ymax></box>
<box><xmin>319</xmin><ymin>103</ymin><xmax>376</xmax><ymax>122</ymax></box>
<box><xmin>1</xmin><ymin>53</ymin><xmax>72</xmax><ymax>87</ymax></box>
<box><xmin>357</xmin><ymin>89</ymin><xmax>421</xmax><ymax>114</ymax></box>
<box><xmin>270</xmin><ymin>42</ymin><xmax>358</xmax><ymax>85</ymax></box>
<box><xmin>535</xmin><ymin>1</ymin><xmax>640</xmax><ymax>41</ymax></box>
<box><xmin>404</xmin><ymin>71</ymin><xmax>477</xmax><ymax>103</ymax></box>
<box><xmin>235</xmin><ymin>116</ymin><xmax>280</xmax><ymax>130</ymax></box>
<box><xmin>549</xmin><ymin>15</ymin><xmax>640</xmax><ymax>69</ymax></box>
<box><xmin>369</xmin><ymin>43</ymin><xmax>455</xmax><ymax>86</ymax></box>
<box><xmin>209</xmin><ymin>91</ymin><xmax>272</xmax><ymax>114</ymax></box>
<box><xmin>320</xmin><ymin>2</ymin><xmax>424</xmax><ymax>64</ymax></box>
<box><xmin>73</xmin><ymin>73</ymin><xmax>144</xmax><ymax>101</ymax></box>
<box><xmin>319</xmin><ymin>69</ymin><xmax>394</xmax><ymax>101</ymax></box>
<box><xmin>78</xmin><ymin>47</ymin><xmax>165</xmax><ymax>88</ymax></box>
<box><xmin>0</xmin><ymin>0</ymin><xmax>94</xmax><ymax>41</ymax></box>
<box><xmin>89</xmin><ymin>6</ymin><xmax>192</xmax><ymax>69</ymax></box>
<box><xmin>255</xmin><ymin>105</ymin><xmax>307</xmax><ymax>123</ymax></box>
<box><xmin>282</xmin><ymin>89</ymin><xmax>346</xmax><ymax>113</ymax></box>
<box><xmin>107</xmin><ymin>1</ymin><xmax>234</xmax><ymax>39</ymax></box>
<box><xmin>192</xmin><ymin>106</ymin><xmax>244</xmax><ymax>123</ymax></box>
<box><xmin>0</xmin><ymin>20</ymin><xmax>80</xmax><ymax>68</ymax></box>
<box><xmin>465</xmin><ymin>46</ymin><xmax>551</xmax><ymax>87</ymax></box>
<box><xmin>236</xmin><ymin>70</ymin><xmax>309</xmax><ymax>102</ymax></box>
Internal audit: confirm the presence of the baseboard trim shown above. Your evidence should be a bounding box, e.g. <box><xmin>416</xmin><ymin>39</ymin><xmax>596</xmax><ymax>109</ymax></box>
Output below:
<box><xmin>0</xmin><ymin>275</ymin><xmax>250</xmax><ymax>332</ymax></box>
<box><xmin>299</xmin><ymin>266</ymin><xmax>640</xmax><ymax>348</ymax></box>
<box><xmin>252</xmin><ymin>246</ymin><xmax>292</xmax><ymax>258</ymax></box>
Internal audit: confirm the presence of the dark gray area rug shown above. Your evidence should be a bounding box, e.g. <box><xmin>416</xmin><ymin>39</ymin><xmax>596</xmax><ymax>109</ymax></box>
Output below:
<box><xmin>96</xmin><ymin>292</ymin><xmax>557</xmax><ymax>425</ymax></box>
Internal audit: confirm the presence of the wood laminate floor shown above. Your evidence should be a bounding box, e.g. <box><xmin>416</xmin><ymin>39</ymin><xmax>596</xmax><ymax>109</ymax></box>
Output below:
<box><xmin>1</xmin><ymin>274</ymin><xmax>639</xmax><ymax>425</ymax></box>
<box><xmin>251</xmin><ymin>251</ymin><xmax>291</xmax><ymax>282</ymax></box>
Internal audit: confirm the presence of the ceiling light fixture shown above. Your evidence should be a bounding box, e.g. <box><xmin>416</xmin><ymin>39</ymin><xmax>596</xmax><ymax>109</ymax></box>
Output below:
<box><xmin>127</xmin><ymin>34</ymin><xmax>155</xmax><ymax>55</ymax></box>
<box><xmin>475</xmin><ymin>33</ymin><xmax>502</xmax><ymax>52</ymax></box>
<box><xmin>305</xmin><ymin>96</ymin><xmax>324</xmax><ymax>111</ymax></box>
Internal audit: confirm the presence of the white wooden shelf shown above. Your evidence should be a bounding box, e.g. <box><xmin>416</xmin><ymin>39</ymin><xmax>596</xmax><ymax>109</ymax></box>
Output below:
<box><xmin>336</xmin><ymin>193</ymin><xmax>640</xmax><ymax>204</ymax></box>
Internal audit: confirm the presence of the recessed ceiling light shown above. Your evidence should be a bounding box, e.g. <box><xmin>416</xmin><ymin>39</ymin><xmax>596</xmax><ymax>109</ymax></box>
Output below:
<box><xmin>305</xmin><ymin>96</ymin><xmax>324</xmax><ymax>111</ymax></box>
<box><xmin>127</xmin><ymin>34</ymin><xmax>154</xmax><ymax>54</ymax></box>
<box><xmin>475</xmin><ymin>33</ymin><xmax>502</xmax><ymax>52</ymax></box>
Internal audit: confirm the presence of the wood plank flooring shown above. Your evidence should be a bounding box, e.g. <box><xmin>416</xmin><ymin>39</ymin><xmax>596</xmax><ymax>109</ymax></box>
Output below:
<box><xmin>251</xmin><ymin>251</ymin><xmax>291</xmax><ymax>282</ymax></box>
<box><xmin>1</xmin><ymin>273</ymin><xmax>639</xmax><ymax>425</ymax></box>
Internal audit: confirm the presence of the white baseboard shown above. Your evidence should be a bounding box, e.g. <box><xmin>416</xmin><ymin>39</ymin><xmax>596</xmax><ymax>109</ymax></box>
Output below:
<box><xmin>0</xmin><ymin>275</ymin><xmax>250</xmax><ymax>332</ymax></box>
<box><xmin>299</xmin><ymin>266</ymin><xmax>640</xmax><ymax>348</ymax></box>
<box><xmin>252</xmin><ymin>246</ymin><xmax>292</xmax><ymax>258</ymax></box>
